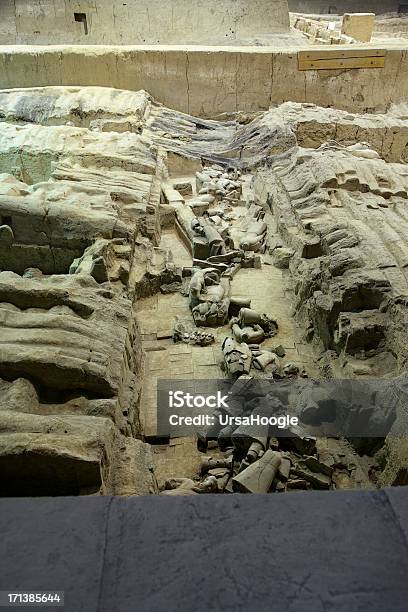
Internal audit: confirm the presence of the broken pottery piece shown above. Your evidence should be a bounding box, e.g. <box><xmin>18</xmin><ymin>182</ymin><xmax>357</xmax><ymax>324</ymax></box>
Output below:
<box><xmin>232</xmin><ymin>450</ymin><xmax>282</xmax><ymax>494</ymax></box>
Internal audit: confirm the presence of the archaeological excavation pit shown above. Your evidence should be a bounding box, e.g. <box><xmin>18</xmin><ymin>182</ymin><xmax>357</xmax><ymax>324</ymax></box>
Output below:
<box><xmin>0</xmin><ymin>0</ymin><xmax>408</xmax><ymax>504</ymax></box>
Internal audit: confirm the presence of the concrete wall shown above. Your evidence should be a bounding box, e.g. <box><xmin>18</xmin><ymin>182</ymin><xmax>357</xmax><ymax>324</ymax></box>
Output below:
<box><xmin>288</xmin><ymin>0</ymin><xmax>399</xmax><ymax>14</ymax></box>
<box><xmin>0</xmin><ymin>44</ymin><xmax>407</xmax><ymax>116</ymax></box>
<box><xmin>1</xmin><ymin>490</ymin><xmax>408</xmax><ymax>612</ymax></box>
<box><xmin>0</xmin><ymin>0</ymin><xmax>290</xmax><ymax>45</ymax></box>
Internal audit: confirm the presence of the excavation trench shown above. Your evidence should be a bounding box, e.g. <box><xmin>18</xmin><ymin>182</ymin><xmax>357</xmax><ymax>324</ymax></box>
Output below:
<box><xmin>136</xmin><ymin>166</ymin><xmax>375</xmax><ymax>492</ymax></box>
<box><xmin>0</xmin><ymin>85</ymin><xmax>407</xmax><ymax>496</ymax></box>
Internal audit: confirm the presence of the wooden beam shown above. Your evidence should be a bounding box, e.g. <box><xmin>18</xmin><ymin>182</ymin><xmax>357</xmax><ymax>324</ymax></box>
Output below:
<box><xmin>299</xmin><ymin>48</ymin><xmax>385</xmax><ymax>60</ymax></box>
<box><xmin>298</xmin><ymin>49</ymin><xmax>386</xmax><ymax>71</ymax></box>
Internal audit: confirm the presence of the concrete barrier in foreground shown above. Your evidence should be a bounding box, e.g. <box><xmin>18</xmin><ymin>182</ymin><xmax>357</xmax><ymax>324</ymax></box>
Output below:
<box><xmin>0</xmin><ymin>488</ymin><xmax>407</xmax><ymax>611</ymax></box>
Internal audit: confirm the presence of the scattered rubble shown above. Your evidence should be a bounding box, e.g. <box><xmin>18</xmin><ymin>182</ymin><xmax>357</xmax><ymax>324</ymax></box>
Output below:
<box><xmin>161</xmin><ymin>428</ymin><xmax>376</xmax><ymax>495</ymax></box>
<box><xmin>173</xmin><ymin>319</ymin><xmax>215</xmax><ymax>346</ymax></box>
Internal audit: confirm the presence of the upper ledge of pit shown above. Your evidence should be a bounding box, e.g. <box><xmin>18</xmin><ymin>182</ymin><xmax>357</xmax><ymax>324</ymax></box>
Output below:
<box><xmin>0</xmin><ymin>42</ymin><xmax>407</xmax><ymax>54</ymax></box>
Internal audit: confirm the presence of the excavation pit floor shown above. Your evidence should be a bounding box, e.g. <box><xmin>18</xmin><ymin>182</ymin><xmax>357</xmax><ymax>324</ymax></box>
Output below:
<box><xmin>138</xmin><ymin>175</ymin><xmax>341</xmax><ymax>486</ymax></box>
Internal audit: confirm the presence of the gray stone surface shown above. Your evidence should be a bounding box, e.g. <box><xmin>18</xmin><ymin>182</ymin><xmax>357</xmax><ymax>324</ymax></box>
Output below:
<box><xmin>0</xmin><ymin>489</ymin><xmax>407</xmax><ymax>611</ymax></box>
